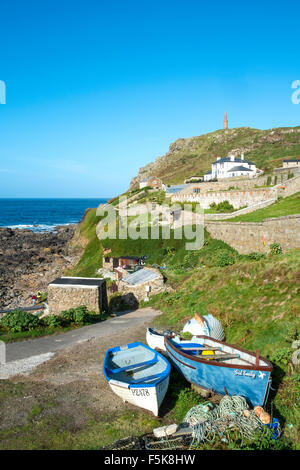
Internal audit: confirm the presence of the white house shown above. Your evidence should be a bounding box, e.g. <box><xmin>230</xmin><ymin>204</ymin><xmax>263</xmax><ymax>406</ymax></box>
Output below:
<box><xmin>204</xmin><ymin>153</ymin><xmax>258</xmax><ymax>181</ymax></box>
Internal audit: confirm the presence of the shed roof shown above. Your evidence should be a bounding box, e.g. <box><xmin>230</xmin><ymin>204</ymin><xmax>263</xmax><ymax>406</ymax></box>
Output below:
<box><xmin>122</xmin><ymin>268</ymin><xmax>159</xmax><ymax>286</ymax></box>
<box><xmin>49</xmin><ymin>277</ymin><xmax>106</xmax><ymax>288</ymax></box>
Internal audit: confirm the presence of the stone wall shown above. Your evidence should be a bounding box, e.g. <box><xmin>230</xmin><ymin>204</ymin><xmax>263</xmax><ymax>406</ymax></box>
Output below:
<box><xmin>204</xmin><ymin>198</ymin><xmax>276</xmax><ymax>220</ymax></box>
<box><xmin>48</xmin><ymin>282</ymin><xmax>108</xmax><ymax>315</ymax></box>
<box><xmin>205</xmin><ymin>215</ymin><xmax>300</xmax><ymax>254</ymax></box>
<box><xmin>172</xmin><ymin>188</ymin><xmax>277</xmax><ymax>209</ymax></box>
<box><xmin>277</xmin><ymin>174</ymin><xmax>300</xmax><ymax>198</ymax></box>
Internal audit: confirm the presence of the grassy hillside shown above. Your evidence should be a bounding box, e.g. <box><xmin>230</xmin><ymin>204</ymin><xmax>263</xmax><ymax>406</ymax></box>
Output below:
<box><xmin>65</xmin><ymin>208</ymin><xmax>103</xmax><ymax>277</ymax></box>
<box><xmin>224</xmin><ymin>191</ymin><xmax>300</xmax><ymax>222</ymax></box>
<box><xmin>131</xmin><ymin>126</ymin><xmax>300</xmax><ymax>187</ymax></box>
<box><xmin>143</xmin><ymin>248</ymin><xmax>300</xmax><ymax>448</ymax></box>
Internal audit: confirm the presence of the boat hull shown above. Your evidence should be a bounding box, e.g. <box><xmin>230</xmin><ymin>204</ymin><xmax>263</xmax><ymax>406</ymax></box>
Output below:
<box><xmin>103</xmin><ymin>342</ymin><xmax>171</xmax><ymax>416</ymax></box>
<box><xmin>109</xmin><ymin>375</ymin><xmax>170</xmax><ymax>416</ymax></box>
<box><xmin>146</xmin><ymin>328</ymin><xmax>166</xmax><ymax>352</ymax></box>
<box><xmin>165</xmin><ymin>336</ymin><xmax>272</xmax><ymax>407</ymax></box>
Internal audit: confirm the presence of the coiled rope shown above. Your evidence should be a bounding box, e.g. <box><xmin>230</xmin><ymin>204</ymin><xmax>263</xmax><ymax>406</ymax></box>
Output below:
<box><xmin>183</xmin><ymin>395</ymin><xmax>266</xmax><ymax>447</ymax></box>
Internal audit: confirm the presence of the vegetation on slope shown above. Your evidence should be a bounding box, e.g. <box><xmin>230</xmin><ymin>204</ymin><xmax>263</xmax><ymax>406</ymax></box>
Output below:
<box><xmin>224</xmin><ymin>191</ymin><xmax>300</xmax><ymax>222</ymax></box>
<box><xmin>65</xmin><ymin>208</ymin><xmax>103</xmax><ymax>277</ymax></box>
<box><xmin>143</xmin><ymin>248</ymin><xmax>300</xmax><ymax>448</ymax></box>
<box><xmin>131</xmin><ymin>126</ymin><xmax>300</xmax><ymax>186</ymax></box>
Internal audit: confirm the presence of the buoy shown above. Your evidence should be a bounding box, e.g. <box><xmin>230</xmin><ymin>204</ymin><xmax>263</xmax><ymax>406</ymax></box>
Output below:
<box><xmin>254</xmin><ymin>406</ymin><xmax>264</xmax><ymax>417</ymax></box>
<box><xmin>259</xmin><ymin>412</ymin><xmax>271</xmax><ymax>424</ymax></box>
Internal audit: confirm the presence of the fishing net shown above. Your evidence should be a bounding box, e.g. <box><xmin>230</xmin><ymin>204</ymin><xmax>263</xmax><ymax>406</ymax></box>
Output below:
<box><xmin>183</xmin><ymin>395</ymin><xmax>271</xmax><ymax>447</ymax></box>
<box><xmin>100</xmin><ymin>396</ymin><xmax>280</xmax><ymax>450</ymax></box>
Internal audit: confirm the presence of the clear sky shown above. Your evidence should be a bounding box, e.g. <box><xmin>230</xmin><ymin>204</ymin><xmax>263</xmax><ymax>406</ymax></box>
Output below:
<box><xmin>0</xmin><ymin>0</ymin><xmax>299</xmax><ymax>198</ymax></box>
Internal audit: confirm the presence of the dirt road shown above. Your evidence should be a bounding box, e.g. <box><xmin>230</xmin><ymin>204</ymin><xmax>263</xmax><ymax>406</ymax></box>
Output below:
<box><xmin>0</xmin><ymin>308</ymin><xmax>172</xmax><ymax>449</ymax></box>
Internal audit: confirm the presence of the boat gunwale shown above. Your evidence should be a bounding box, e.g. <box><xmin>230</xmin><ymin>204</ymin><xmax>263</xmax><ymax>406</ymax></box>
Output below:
<box><xmin>165</xmin><ymin>335</ymin><xmax>273</xmax><ymax>372</ymax></box>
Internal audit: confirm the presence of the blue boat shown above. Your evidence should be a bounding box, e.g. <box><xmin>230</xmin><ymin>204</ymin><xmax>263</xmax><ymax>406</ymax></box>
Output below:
<box><xmin>103</xmin><ymin>342</ymin><xmax>171</xmax><ymax>416</ymax></box>
<box><xmin>165</xmin><ymin>335</ymin><xmax>273</xmax><ymax>407</ymax></box>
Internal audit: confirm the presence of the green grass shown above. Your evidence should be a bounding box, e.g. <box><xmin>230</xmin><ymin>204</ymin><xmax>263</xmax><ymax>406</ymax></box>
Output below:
<box><xmin>143</xmin><ymin>248</ymin><xmax>300</xmax><ymax>448</ymax></box>
<box><xmin>226</xmin><ymin>192</ymin><xmax>300</xmax><ymax>222</ymax></box>
<box><xmin>66</xmin><ymin>208</ymin><xmax>103</xmax><ymax>277</ymax></box>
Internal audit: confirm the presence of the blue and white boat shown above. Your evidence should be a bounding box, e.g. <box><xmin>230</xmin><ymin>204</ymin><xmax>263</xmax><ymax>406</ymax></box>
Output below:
<box><xmin>165</xmin><ymin>335</ymin><xmax>273</xmax><ymax>407</ymax></box>
<box><xmin>103</xmin><ymin>342</ymin><xmax>171</xmax><ymax>416</ymax></box>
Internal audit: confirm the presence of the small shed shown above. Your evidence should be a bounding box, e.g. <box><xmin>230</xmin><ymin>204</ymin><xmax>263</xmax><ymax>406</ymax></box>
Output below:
<box><xmin>48</xmin><ymin>277</ymin><xmax>108</xmax><ymax>316</ymax></box>
<box><xmin>117</xmin><ymin>267</ymin><xmax>165</xmax><ymax>302</ymax></box>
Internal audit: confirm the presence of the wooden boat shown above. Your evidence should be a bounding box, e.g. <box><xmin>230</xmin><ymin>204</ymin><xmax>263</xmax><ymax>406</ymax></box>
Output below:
<box><xmin>165</xmin><ymin>335</ymin><xmax>273</xmax><ymax>407</ymax></box>
<box><xmin>146</xmin><ymin>327</ymin><xmax>175</xmax><ymax>352</ymax></box>
<box><xmin>146</xmin><ymin>314</ymin><xmax>224</xmax><ymax>353</ymax></box>
<box><xmin>103</xmin><ymin>342</ymin><xmax>171</xmax><ymax>416</ymax></box>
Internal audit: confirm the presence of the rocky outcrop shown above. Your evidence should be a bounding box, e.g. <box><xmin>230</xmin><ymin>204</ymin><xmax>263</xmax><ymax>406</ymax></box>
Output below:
<box><xmin>0</xmin><ymin>225</ymin><xmax>78</xmax><ymax>309</ymax></box>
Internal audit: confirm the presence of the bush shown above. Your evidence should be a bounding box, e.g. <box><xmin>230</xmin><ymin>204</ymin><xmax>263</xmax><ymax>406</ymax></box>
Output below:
<box><xmin>210</xmin><ymin>200</ymin><xmax>235</xmax><ymax>213</ymax></box>
<box><xmin>247</xmin><ymin>252</ymin><xmax>266</xmax><ymax>261</ymax></box>
<box><xmin>60</xmin><ymin>308</ymin><xmax>76</xmax><ymax>323</ymax></box>
<box><xmin>41</xmin><ymin>315</ymin><xmax>63</xmax><ymax>328</ymax></box>
<box><xmin>270</xmin><ymin>243</ymin><xmax>283</xmax><ymax>255</ymax></box>
<box><xmin>1</xmin><ymin>310</ymin><xmax>40</xmax><ymax>332</ymax></box>
<box><xmin>60</xmin><ymin>306</ymin><xmax>100</xmax><ymax>325</ymax></box>
<box><xmin>216</xmin><ymin>250</ymin><xmax>236</xmax><ymax>267</ymax></box>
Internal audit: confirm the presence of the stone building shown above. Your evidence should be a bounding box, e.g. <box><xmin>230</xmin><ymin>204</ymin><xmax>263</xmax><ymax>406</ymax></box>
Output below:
<box><xmin>204</xmin><ymin>154</ymin><xmax>258</xmax><ymax>182</ymax></box>
<box><xmin>139</xmin><ymin>176</ymin><xmax>165</xmax><ymax>190</ymax></box>
<box><xmin>117</xmin><ymin>267</ymin><xmax>165</xmax><ymax>303</ymax></box>
<box><xmin>48</xmin><ymin>277</ymin><xmax>108</xmax><ymax>315</ymax></box>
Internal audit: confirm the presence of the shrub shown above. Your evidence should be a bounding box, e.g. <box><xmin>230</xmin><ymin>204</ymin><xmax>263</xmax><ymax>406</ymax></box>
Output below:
<box><xmin>41</xmin><ymin>315</ymin><xmax>63</xmax><ymax>328</ymax></box>
<box><xmin>270</xmin><ymin>347</ymin><xmax>292</xmax><ymax>366</ymax></box>
<box><xmin>61</xmin><ymin>306</ymin><xmax>90</xmax><ymax>325</ymax></box>
<box><xmin>60</xmin><ymin>308</ymin><xmax>76</xmax><ymax>323</ymax></box>
<box><xmin>270</xmin><ymin>243</ymin><xmax>283</xmax><ymax>255</ymax></box>
<box><xmin>216</xmin><ymin>250</ymin><xmax>236</xmax><ymax>267</ymax></box>
<box><xmin>247</xmin><ymin>252</ymin><xmax>266</xmax><ymax>261</ymax></box>
<box><xmin>209</xmin><ymin>200</ymin><xmax>235</xmax><ymax>213</ymax></box>
<box><xmin>1</xmin><ymin>310</ymin><xmax>40</xmax><ymax>332</ymax></box>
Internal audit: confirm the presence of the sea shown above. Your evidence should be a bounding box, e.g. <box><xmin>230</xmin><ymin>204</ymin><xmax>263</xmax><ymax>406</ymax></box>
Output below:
<box><xmin>0</xmin><ymin>198</ymin><xmax>109</xmax><ymax>232</ymax></box>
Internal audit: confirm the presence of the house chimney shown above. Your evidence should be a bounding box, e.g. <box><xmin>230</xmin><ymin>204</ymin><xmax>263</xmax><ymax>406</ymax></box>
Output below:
<box><xmin>224</xmin><ymin>112</ymin><xmax>228</xmax><ymax>130</ymax></box>
<box><xmin>230</xmin><ymin>154</ymin><xmax>235</xmax><ymax>161</ymax></box>
<box><xmin>241</xmin><ymin>152</ymin><xmax>244</xmax><ymax>161</ymax></box>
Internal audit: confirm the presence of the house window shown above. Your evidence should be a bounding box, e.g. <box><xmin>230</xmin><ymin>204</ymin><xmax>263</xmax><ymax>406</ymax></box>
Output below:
<box><xmin>193</xmin><ymin>188</ymin><xmax>200</xmax><ymax>194</ymax></box>
<box><xmin>104</xmin><ymin>257</ymin><xmax>110</xmax><ymax>263</ymax></box>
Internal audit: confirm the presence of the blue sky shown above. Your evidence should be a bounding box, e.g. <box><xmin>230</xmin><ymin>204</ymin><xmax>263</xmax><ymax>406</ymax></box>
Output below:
<box><xmin>0</xmin><ymin>0</ymin><xmax>299</xmax><ymax>198</ymax></box>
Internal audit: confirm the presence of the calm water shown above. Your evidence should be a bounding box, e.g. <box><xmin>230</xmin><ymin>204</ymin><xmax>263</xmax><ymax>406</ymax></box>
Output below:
<box><xmin>0</xmin><ymin>198</ymin><xmax>108</xmax><ymax>232</ymax></box>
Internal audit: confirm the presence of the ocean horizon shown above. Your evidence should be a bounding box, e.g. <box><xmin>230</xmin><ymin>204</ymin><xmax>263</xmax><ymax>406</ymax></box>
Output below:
<box><xmin>0</xmin><ymin>198</ymin><xmax>109</xmax><ymax>232</ymax></box>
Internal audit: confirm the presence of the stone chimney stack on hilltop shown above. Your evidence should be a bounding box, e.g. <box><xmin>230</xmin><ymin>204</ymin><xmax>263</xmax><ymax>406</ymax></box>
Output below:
<box><xmin>224</xmin><ymin>112</ymin><xmax>228</xmax><ymax>130</ymax></box>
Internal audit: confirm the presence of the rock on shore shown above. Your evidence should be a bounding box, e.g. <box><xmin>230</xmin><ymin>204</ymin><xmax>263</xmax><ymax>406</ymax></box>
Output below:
<box><xmin>0</xmin><ymin>225</ymin><xmax>78</xmax><ymax>309</ymax></box>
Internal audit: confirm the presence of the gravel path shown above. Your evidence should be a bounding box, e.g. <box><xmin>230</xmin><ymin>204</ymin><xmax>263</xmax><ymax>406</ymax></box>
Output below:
<box><xmin>0</xmin><ymin>307</ymin><xmax>161</xmax><ymax>379</ymax></box>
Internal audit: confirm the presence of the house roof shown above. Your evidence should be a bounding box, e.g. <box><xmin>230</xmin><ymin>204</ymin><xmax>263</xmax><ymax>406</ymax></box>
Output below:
<box><xmin>227</xmin><ymin>165</ymin><xmax>253</xmax><ymax>172</ymax></box>
<box><xmin>283</xmin><ymin>159</ymin><xmax>300</xmax><ymax>162</ymax></box>
<box><xmin>122</xmin><ymin>268</ymin><xmax>159</xmax><ymax>286</ymax></box>
<box><xmin>212</xmin><ymin>157</ymin><xmax>254</xmax><ymax>166</ymax></box>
